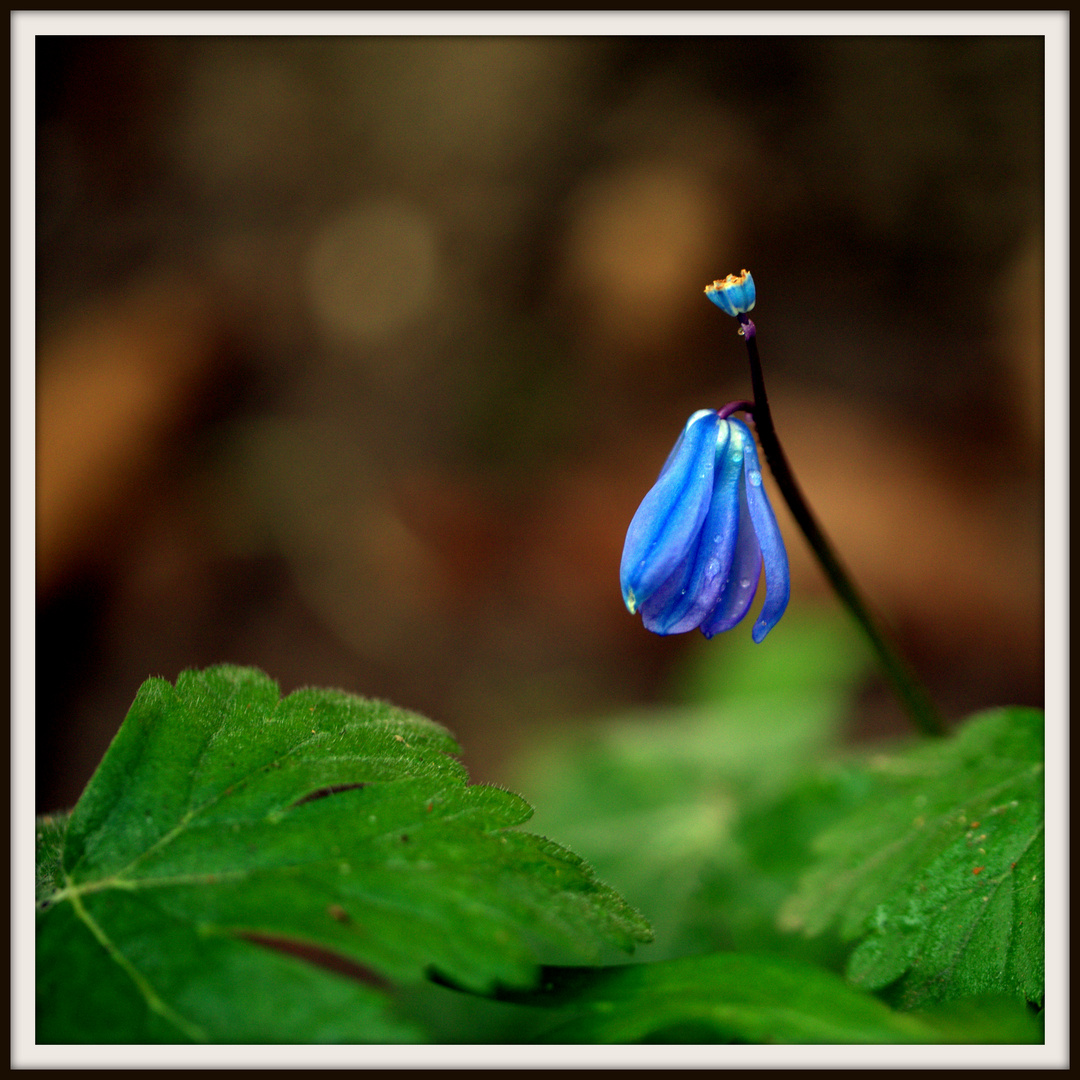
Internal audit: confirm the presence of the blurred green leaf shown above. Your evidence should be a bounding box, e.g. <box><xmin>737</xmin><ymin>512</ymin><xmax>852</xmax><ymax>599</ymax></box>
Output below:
<box><xmin>519</xmin><ymin>704</ymin><xmax>831</xmax><ymax>961</ymax></box>
<box><xmin>518</xmin><ymin>608</ymin><xmax>873</xmax><ymax>960</ymax></box>
<box><xmin>780</xmin><ymin>707</ymin><xmax>1044</xmax><ymax>1008</ymax></box>
<box><xmin>679</xmin><ymin>766</ymin><xmax>872</xmax><ymax>967</ymax></box>
<box><xmin>496</xmin><ymin>953</ymin><xmax>1042</xmax><ymax>1044</ymax></box>
<box><xmin>672</xmin><ymin>605</ymin><xmax>873</xmax><ymax>705</ymax></box>
<box><xmin>36</xmin><ymin>666</ymin><xmax>651</xmax><ymax>1043</ymax></box>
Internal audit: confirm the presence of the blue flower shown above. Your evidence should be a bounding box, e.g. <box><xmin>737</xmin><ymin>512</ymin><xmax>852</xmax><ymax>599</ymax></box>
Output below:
<box><xmin>705</xmin><ymin>270</ymin><xmax>756</xmax><ymax>317</ymax></box>
<box><xmin>620</xmin><ymin>409</ymin><xmax>789</xmax><ymax>642</ymax></box>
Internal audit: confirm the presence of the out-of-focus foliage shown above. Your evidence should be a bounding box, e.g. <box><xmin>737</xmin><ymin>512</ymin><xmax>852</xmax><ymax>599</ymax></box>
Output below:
<box><xmin>496</xmin><ymin>955</ymin><xmax>1042</xmax><ymax>1044</ymax></box>
<box><xmin>517</xmin><ymin>609</ymin><xmax>874</xmax><ymax>962</ymax></box>
<box><xmin>514</xmin><ymin>609</ymin><xmax>1044</xmax><ymax>1024</ymax></box>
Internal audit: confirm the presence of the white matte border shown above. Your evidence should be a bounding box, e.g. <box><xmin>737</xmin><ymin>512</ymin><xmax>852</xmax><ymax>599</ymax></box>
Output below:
<box><xmin>13</xmin><ymin>10</ymin><xmax>1068</xmax><ymax>1070</ymax></box>
<box><xmin>10</xmin><ymin>10</ymin><xmax>1067</xmax><ymax>37</ymax></box>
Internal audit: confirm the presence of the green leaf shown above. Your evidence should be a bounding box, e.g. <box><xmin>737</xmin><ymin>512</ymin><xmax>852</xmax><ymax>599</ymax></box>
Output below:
<box><xmin>36</xmin><ymin>894</ymin><xmax>422</xmax><ymax>1044</ymax></box>
<box><xmin>36</xmin><ymin>666</ymin><xmax>651</xmax><ymax>1043</ymax></box>
<box><xmin>496</xmin><ymin>953</ymin><xmax>1042</xmax><ymax>1044</ymax></box>
<box><xmin>36</xmin><ymin>811</ymin><xmax>70</xmax><ymax>904</ymax></box>
<box><xmin>780</xmin><ymin>708</ymin><xmax>1044</xmax><ymax>1008</ymax></box>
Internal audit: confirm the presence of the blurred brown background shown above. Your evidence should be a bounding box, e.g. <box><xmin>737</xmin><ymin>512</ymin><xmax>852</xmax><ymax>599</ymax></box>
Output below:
<box><xmin>36</xmin><ymin>35</ymin><xmax>1044</xmax><ymax>813</ymax></box>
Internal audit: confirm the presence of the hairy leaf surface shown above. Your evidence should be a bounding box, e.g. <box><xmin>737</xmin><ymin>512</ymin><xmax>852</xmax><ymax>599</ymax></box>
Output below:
<box><xmin>36</xmin><ymin>666</ymin><xmax>650</xmax><ymax>1042</ymax></box>
<box><xmin>780</xmin><ymin>708</ymin><xmax>1043</xmax><ymax>1008</ymax></box>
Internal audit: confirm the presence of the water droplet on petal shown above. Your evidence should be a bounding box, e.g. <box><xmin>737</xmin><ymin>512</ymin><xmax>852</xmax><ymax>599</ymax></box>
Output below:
<box><xmin>739</xmin><ymin>578</ymin><xmax>751</xmax><ymax>589</ymax></box>
<box><xmin>748</xmin><ymin>470</ymin><xmax>762</xmax><ymax>487</ymax></box>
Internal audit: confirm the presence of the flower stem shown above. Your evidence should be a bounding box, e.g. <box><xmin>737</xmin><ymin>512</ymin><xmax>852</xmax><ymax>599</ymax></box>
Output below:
<box><xmin>736</xmin><ymin>314</ymin><xmax>946</xmax><ymax>738</ymax></box>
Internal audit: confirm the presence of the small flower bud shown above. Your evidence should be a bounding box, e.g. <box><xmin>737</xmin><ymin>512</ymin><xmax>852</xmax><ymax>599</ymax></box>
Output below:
<box><xmin>705</xmin><ymin>270</ymin><xmax>756</xmax><ymax>317</ymax></box>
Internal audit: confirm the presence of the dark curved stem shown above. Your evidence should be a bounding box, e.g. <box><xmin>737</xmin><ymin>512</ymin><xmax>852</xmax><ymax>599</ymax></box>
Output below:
<box><xmin>736</xmin><ymin>314</ymin><xmax>946</xmax><ymax>738</ymax></box>
<box><xmin>718</xmin><ymin>399</ymin><xmax>754</xmax><ymax>420</ymax></box>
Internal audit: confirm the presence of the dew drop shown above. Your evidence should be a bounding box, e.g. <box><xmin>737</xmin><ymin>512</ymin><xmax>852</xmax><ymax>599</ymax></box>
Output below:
<box><xmin>739</xmin><ymin>578</ymin><xmax>751</xmax><ymax>589</ymax></box>
<box><xmin>748</xmin><ymin>470</ymin><xmax>762</xmax><ymax>487</ymax></box>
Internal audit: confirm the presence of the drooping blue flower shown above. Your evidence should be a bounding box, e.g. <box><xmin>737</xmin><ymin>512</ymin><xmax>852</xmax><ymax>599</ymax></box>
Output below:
<box><xmin>620</xmin><ymin>409</ymin><xmax>789</xmax><ymax>643</ymax></box>
<box><xmin>704</xmin><ymin>270</ymin><xmax>756</xmax><ymax>317</ymax></box>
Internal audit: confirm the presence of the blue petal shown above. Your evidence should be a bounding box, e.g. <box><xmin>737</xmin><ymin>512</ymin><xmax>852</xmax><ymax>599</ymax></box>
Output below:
<box><xmin>734</xmin><ymin>419</ymin><xmax>790</xmax><ymax>643</ymax></box>
<box><xmin>641</xmin><ymin>420</ymin><xmax>741</xmax><ymax>634</ymax></box>
<box><xmin>620</xmin><ymin>410</ymin><xmax>721</xmax><ymax>614</ymax></box>
<box><xmin>637</xmin><ymin>545</ymin><xmax>695</xmax><ymax>633</ymax></box>
<box><xmin>699</xmin><ymin>451</ymin><xmax>763</xmax><ymax>637</ymax></box>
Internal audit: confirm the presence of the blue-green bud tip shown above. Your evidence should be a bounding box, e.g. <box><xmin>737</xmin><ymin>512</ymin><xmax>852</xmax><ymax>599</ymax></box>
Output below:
<box><xmin>705</xmin><ymin>270</ymin><xmax>755</xmax><ymax>316</ymax></box>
